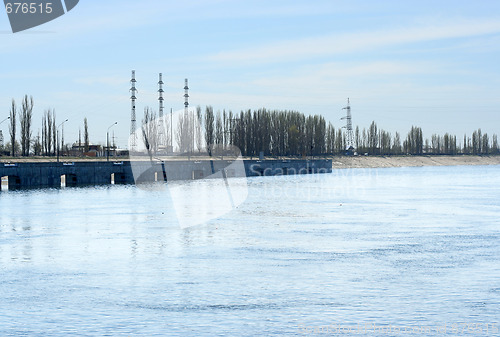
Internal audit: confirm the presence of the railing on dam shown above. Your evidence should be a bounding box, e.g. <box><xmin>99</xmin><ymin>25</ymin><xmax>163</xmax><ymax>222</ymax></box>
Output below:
<box><xmin>0</xmin><ymin>159</ymin><xmax>332</xmax><ymax>190</ymax></box>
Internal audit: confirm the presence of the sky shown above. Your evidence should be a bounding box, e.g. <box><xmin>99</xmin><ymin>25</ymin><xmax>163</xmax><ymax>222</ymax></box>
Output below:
<box><xmin>1</xmin><ymin>0</ymin><xmax>500</xmax><ymax>148</ymax></box>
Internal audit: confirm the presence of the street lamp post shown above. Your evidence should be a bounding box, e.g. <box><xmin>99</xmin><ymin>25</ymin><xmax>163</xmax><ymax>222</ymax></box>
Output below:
<box><xmin>57</xmin><ymin>119</ymin><xmax>68</xmax><ymax>163</ymax></box>
<box><xmin>0</xmin><ymin>116</ymin><xmax>10</xmax><ymax>125</ymax></box>
<box><xmin>0</xmin><ymin>117</ymin><xmax>10</xmax><ymax>155</ymax></box>
<box><xmin>170</xmin><ymin>108</ymin><xmax>173</xmax><ymax>154</ymax></box>
<box><xmin>107</xmin><ymin>122</ymin><xmax>117</xmax><ymax>162</ymax></box>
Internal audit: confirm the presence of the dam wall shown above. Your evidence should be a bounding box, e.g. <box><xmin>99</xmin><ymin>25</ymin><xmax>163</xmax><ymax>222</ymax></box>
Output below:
<box><xmin>0</xmin><ymin>159</ymin><xmax>332</xmax><ymax>190</ymax></box>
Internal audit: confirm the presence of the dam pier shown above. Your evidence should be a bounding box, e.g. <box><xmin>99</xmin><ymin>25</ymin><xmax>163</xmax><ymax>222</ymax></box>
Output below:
<box><xmin>0</xmin><ymin>159</ymin><xmax>332</xmax><ymax>190</ymax></box>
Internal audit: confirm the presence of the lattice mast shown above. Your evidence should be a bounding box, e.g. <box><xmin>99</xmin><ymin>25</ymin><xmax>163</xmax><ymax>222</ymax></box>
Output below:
<box><xmin>130</xmin><ymin>70</ymin><xmax>138</xmax><ymax>151</ymax></box>
<box><xmin>184</xmin><ymin>78</ymin><xmax>189</xmax><ymax>114</ymax></box>
<box><xmin>342</xmin><ymin>98</ymin><xmax>354</xmax><ymax>151</ymax></box>
<box><xmin>184</xmin><ymin>78</ymin><xmax>192</xmax><ymax>153</ymax></box>
<box><xmin>158</xmin><ymin>73</ymin><xmax>165</xmax><ymax>147</ymax></box>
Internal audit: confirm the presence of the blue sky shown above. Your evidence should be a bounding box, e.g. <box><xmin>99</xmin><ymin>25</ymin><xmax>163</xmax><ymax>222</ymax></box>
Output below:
<box><xmin>1</xmin><ymin>0</ymin><xmax>500</xmax><ymax>148</ymax></box>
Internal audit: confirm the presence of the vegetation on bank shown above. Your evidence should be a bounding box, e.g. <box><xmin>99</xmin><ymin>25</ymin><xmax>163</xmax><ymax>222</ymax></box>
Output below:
<box><xmin>1</xmin><ymin>95</ymin><xmax>498</xmax><ymax>158</ymax></box>
<box><xmin>200</xmin><ymin>107</ymin><xmax>498</xmax><ymax>157</ymax></box>
<box><xmin>1</xmin><ymin>96</ymin><xmax>92</xmax><ymax>157</ymax></box>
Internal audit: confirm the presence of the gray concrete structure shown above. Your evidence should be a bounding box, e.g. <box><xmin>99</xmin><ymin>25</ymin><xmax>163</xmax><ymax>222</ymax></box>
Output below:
<box><xmin>0</xmin><ymin>159</ymin><xmax>332</xmax><ymax>190</ymax></box>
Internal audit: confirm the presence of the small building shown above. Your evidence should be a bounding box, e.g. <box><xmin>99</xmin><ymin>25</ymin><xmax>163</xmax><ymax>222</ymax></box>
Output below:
<box><xmin>70</xmin><ymin>143</ymin><xmax>103</xmax><ymax>157</ymax></box>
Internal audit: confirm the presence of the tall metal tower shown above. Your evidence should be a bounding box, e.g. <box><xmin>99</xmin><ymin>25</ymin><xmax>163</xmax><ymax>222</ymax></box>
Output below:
<box><xmin>158</xmin><ymin>73</ymin><xmax>165</xmax><ymax>147</ymax></box>
<box><xmin>184</xmin><ymin>78</ymin><xmax>191</xmax><ymax>153</ymax></box>
<box><xmin>341</xmin><ymin>98</ymin><xmax>355</xmax><ymax>151</ymax></box>
<box><xmin>184</xmin><ymin>78</ymin><xmax>189</xmax><ymax>114</ymax></box>
<box><xmin>130</xmin><ymin>70</ymin><xmax>138</xmax><ymax>151</ymax></box>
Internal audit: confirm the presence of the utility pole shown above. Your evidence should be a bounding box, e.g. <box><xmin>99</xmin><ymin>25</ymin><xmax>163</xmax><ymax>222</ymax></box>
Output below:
<box><xmin>341</xmin><ymin>98</ymin><xmax>354</xmax><ymax>153</ymax></box>
<box><xmin>107</xmin><ymin>122</ymin><xmax>117</xmax><ymax>162</ymax></box>
<box><xmin>130</xmin><ymin>70</ymin><xmax>137</xmax><ymax>152</ymax></box>
<box><xmin>158</xmin><ymin>73</ymin><xmax>165</xmax><ymax>148</ymax></box>
<box><xmin>170</xmin><ymin>108</ymin><xmax>173</xmax><ymax>154</ymax></box>
<box><xmin>0</xmin><ymin>116</ymin><xmax>10</xmax><ymax>150</ymax></box>
<box><xmin>57</xmin><ymin>119</ymin><xmax>68</xmax><ymax>162</ymax></box>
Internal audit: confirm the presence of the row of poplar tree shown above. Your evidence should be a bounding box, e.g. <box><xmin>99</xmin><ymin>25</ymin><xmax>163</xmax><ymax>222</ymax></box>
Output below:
<box><xmin>2</xmin><ymin>97</ymin><xmax>498</xmax><ymax>157</ymax></box>
<box><xmin>1</xmin><ymin>95</ymin><xmax>90</xmax><ymax>157</ymax></box>
<box><xmin>201</xmin><ymin>107</ymin><xmax>499</xmax><ymax>157</ymax></box>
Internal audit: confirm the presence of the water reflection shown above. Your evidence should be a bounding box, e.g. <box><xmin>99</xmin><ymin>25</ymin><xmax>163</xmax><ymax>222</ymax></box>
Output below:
<box><xmin>0</xmin><ymin>166</ymin><xmax>499</xmax><ymax>336</ymax></box>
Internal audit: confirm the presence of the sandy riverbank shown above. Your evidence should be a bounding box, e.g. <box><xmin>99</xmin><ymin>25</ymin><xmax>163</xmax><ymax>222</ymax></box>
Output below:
<box><xmin>1</xmin><ymin>155</ymin><xmax>499</xmax><ymax>169</ymax></box>
<box><xmin>330</xmin><ymin>155</ymin><xmax>500</xmax><ymax>169</ymax></box>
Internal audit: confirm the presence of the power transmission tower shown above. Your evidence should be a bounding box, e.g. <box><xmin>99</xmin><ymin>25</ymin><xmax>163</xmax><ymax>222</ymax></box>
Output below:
<box><xmin>130</xmin><ymin>70</ymin><xmax>138</xmax><ymax>151</ymax></box>
<box><xmin>158</xmin><ymin>73</ymin><xmax>165</xmax><ymax>148</ymax></box>
<box><xmin>341</xmin><ymin>98</ymin><xmax>355</xmax><ymax>153</ymax></box>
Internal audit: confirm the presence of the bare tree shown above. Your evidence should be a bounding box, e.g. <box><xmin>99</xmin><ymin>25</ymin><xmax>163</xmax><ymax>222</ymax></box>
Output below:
<box><xmin>334</xmin><ymin>128</ymin><xmax>344</xmax><ymax>154</ymax></box>
<box><xmin>9</xmin><ymin>99</ymin><xmax>16</xmax><ymax>157</ymax></box>
<box><xmin>45</xmin><ymin>111</ymin><xmax>56</xmax><ymax>155</ymax></box>
<box><xmin>84</xmin><ymin>117</ymin><xmax>89</xmax><ymax>152</ymax></box>
<box><xmin>142</xmin><ymin>107</ymin><xmax>158</xmax><ymax>160</ymax></box>
<box><xmin>33</xmin><ymin>130</ymin><xmax>42</xmax><ymax>156</ymax></box>
<box><xmin>492</xmin><ymin>134</ymin><xmax>498</xmax><ymax>154</ymax></box>
<box><xmin>482</xmin><ymin>133</ymin><xmax>489</xmax><ymax>154</ymax></box>
<box><xmin>326</xmin><ymin>122</ymin><xmax>335</xmax><ymax>154</ymax></box>
<box><xmin>61</xmin><ymin>124</ymin><xmax>65</xmax><ymax>156</ymax></box>
<box><xmin>19</xmin><ymin>95</ymin><xmax>34</xmax><ymax>156</ymax></box>
<box><xmin>368</xmin><ymin>121</ymin><xmax>378</xmax><ymax>154</ymax></box>
<box><xmin>176</xmin><ymin>110</ymin><xmax>194</xmax><ymax>153</ymax></box>
<box><xmin>215</xmin><ymin>110</ymin><xmax>223</xmax><ymax>147</ymax></box>
<box><xmin>52</xmin><ymin>111</ymin><xmax>57</xmax><ymax>155</ymax></box>
<box><xmin>164</xmin><ymin>111</ymin><xmax>171</xmax><ymax>153</ymax></box>
<box><xmin>78</xmin><ymin>128</ymin><xmax>82</xmax><ymax>155</ymax></box>
<box><xmin>392</xmin><ymin>132</ymin><xmax>402</xmax><ymax>154</ymax></box>
<box><xmin>405</xmin><ymin>126</ymin><xmax>423</xmax><ymax>154</ymax></box>
<box><xmin>41</xmin><ymin>116</ymin><xmax>45</xmax><ymax>155</ymax></box>
<box><xmin>195</xmin><ymin>106</ymin><xmax>203</xmax><ymax>152</ymax></box>
<box><xmin>42</xmin><ymin>109</ymin><xmax>55</xmax><ymax>156</ymax></box>
<box><xmin>204</xmin><ymin>106</ymin><xmax>215</xmax><ymax>156</ymax></box>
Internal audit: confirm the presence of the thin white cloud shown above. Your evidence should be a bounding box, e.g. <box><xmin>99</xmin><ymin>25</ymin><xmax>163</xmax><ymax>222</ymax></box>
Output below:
<box><xmin>208</xmin><ymin>18</ymin><xmax>500</xmax><ymax>65</ymax></box>
<box><xmin>252</xmin><ymin>61</ymin><xmax>440</xmax><ymax>88</ymax></box>
<box><xmin>74</xmin><ymin>76</ymin><xmax>127</xmax><ymax>87</ymax></box>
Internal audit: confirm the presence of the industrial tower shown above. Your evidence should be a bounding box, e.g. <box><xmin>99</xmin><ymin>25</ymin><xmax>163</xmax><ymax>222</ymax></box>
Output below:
<box><xmin>158</xmin><ymin>73</ymin><xmax>165</xmax><ymax>147</ymax></box>
<box><xmin>184</xmin><ymin>78</ymin><xmax>189</xmax><ymax>114</ymax></box>
<box><xmin>341</xmin><ymin>98</ymin><xmax>355</xmax><ymax>152</ymax></box>
<box><xmin>184</xmin><ymin>78</ymin><xmax>191</xmax><ymax>153</ymax></box>
<box><xmin>130</xmin><ymin>70</ymin><xmax>138</xmax><ymax>151</ymax></box>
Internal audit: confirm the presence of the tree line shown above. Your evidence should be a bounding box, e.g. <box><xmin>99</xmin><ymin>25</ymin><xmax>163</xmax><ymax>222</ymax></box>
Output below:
<box><xmin>142</xmin><ymin>106</ymin><xmax>499</xmax><ymax>157</ymax></box>
<box><xmin>2</xmin><ymin>96</ymin><xmax>498</xmax><ymax>158</ymax></box>
<box><xmin>1</xmin><ymin>95</ymin><xmax>90</xmax><ymax>157</ymax></box>
<box><xmin>199</xmin><ymin>107</ymin><xmax>499</xmax><ymax>157</ymax></box>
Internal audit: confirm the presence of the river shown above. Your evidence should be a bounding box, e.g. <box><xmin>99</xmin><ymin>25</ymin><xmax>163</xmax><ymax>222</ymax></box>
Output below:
<box><xmin>1</xmin><ymin>165</ymin><xmax>499</xmax><ymax>336</ymax></box>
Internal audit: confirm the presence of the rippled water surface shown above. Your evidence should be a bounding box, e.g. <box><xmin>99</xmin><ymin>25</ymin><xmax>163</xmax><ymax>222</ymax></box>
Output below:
<box><xmin>1</xmin><ymin>165</ymin><xmax>499</xmax><ymax>336</ymax></box>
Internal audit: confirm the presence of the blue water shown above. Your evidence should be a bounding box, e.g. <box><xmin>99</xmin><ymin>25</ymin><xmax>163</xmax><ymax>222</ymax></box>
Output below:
<box><xmin>1</xmin><ymin>165</ymin><xmax>499</xmax><ymax>336</ymax></box>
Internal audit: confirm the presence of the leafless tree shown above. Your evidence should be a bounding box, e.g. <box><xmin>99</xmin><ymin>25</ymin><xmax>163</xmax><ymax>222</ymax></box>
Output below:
<box><xmin>42</xmin><ymin>109</ymin><xmax>54</xmax><ymax>155</ymax></box>
<box><xmin>204</xmin><ymin>106</ymin><xmax>214</xmax><ymax>156</ymax></box>
<box><xmin>164</xmin><ymin>112</ymin><xmax>171</xmax><ymax>153</ymax></box>
<box><xmin>19</xmin><ymin>95</ymin><xmax>34</xmax><ymax>156</ymax></box>
<box><xmin>9</xmin><ymin>99</ymin><xmax>16</xmax><ymax>156</ymax></box>
<box><xmin>52</xmin><ymin>111</ymin><xmax>57</xmax><ymax>155</ymax></box>
<box><xmin>196</xmin><ymin>106</ymin><xmax>203</xmax><ymax>152</ymax></box>
<box><xmin>176</xmin><ymin>110</ymin><xmax>194</xmax><ymax>153</ymax></box>
<box><xmin>142</xmin><ymin>107</ymin><xmax>158</xmax><ymax>160</ymax></box>
<box><xmin>215</xmin><ymin>110</ymin><xmax>223</xmax><ymax>148</ymax></box>
<box><xmin>84</xmin><ymin>117</ymin><xmax>89</xmax><ymax>153</ymax></box>
<box><xmin>33</xmin><ymin>130</ymin><xmax>42</xmax><ymax>156</ymax></box>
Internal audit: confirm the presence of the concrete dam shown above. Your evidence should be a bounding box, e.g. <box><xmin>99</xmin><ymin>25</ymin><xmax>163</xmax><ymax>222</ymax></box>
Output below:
<box><xmin>0</xmin><ymin>159</ymin><xmax>332</xmax><ymax>190</ymax></box>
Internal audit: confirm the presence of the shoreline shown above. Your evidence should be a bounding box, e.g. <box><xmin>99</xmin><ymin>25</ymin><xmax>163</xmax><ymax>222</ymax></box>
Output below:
<box><xmin>329</xmin><ymin>155</ymin><xmax>500</xmax><ymax>169</ymax></box>
<box><xmin>1</xmin><ymin>155</ymin><xmax>499</xmax><ymax>169</ymax></box>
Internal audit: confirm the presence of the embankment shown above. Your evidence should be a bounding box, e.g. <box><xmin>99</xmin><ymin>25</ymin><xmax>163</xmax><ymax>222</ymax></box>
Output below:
<box><xmin>330</xmin><ymin>155</ymin><xmax>500</xmax><ymax>169</ymax></box>
<box><xmin>0</xmin><ymin>159</ymin><xmax>332</xmax><ymax>189</ymax></box>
